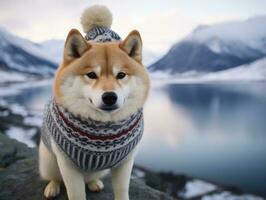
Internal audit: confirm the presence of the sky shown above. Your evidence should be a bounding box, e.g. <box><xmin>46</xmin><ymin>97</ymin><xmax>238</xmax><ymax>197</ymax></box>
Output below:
<box><xmin>0</xmin><ymin>0</ymin><xmax>265</xmax><ymax>54</ymax></box>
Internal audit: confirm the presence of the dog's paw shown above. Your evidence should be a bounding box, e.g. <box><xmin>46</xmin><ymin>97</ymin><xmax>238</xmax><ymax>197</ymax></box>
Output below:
<box><xmin>44</xmin><ymin>181</ymin><xmax>60</xmax><ymax>198</ymax></box>
<box><xmin>88</xmin><ymin>179</ymin><xmax>104</xmax><ymax>192</ymax></box>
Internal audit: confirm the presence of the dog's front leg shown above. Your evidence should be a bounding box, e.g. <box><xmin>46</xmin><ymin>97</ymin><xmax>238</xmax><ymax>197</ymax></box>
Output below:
<box><xmin>57</xmin><ymin>157</ymin><xmax>86</xmax><ymax>200</ymax></box>
<box><xmin>111</xmin><ymin>157</ymin><xmax>134</xmax><ymax>200</ymax></box>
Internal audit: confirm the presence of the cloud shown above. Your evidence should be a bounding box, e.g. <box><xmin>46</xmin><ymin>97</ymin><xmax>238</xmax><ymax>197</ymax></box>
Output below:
<box><xmin>0</xmin><ymin>0</ymin><xmax>264</xmax><ymax>54</ymax></box>
<box><xmin>132</xmin><ymin>10</ymin><xmax>197</xmax><ymax>53</ymax></box>
<box><xmin>0</xmin><ymin>0</ymin><xmax>198</xmax><ymax>53</ymax></box>
<box><xmin>0</xmin><ymin>0</ymin><xmax>87</xmax><ymax>40</ymax></box>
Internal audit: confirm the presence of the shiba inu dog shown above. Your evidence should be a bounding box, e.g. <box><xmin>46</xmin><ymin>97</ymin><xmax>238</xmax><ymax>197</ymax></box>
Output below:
<box><xmin>38</xmin><ymin>5</ymin><xmax>150</xmax><ymax>200</ymax></box>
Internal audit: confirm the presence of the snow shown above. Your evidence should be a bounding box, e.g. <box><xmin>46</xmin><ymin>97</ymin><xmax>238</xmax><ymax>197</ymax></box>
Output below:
<box><xmin>178</xmin><ymin>180</ymin><xmax>217</xmax><ymax>199</ymax></box>
<box><xmin>207</xmin><ymin>38</ymin><xmax>223</xmax><ymax>54</ymax></box>
<box><xmin>0</xmin><ymin>86</ymin><xmax>24</xmax><ymax>96</ymax></box>
<box><xmin>0</xmin><ymin>70</ymin><xmax>27</xmax><ymax>83</ymax></box>
<box><xmin>6</xmin><ymin>126</ymin><xmax>37</xmax><ymax>148</ymax></box>
<box><xmin>24</xmin><ymin>116</ymin><xmax>43</xmax><ymax>127</ymax></box>
<box><xmin>202</xmin><ymin>191</ymin><xmax>264</xmax><ymax>200</ymax></box>
<box><xmin>132</xmin><ymin>168</ymin><xmax>146</xmax><ymax>178</ymax></box>
<box><xmin>150</xmin><ymin>57</ymin><xmax>266</xmax><ymax>83</ymax></box>
<box><xmin>200</xmin><ymin>57</ymin><xmax>266</xmax><ymax>81</ymax></box>
<box><xmin>9</xmin><ymin>104</ymin><xmax>28</xmax><ymax>117</ymax></box>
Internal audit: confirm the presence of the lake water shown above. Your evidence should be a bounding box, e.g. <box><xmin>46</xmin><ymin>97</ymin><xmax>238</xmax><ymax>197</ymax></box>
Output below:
<box><xmin>3</xmin><ymin>81</ymin><xmax>266</xmax><ymax>196</ymax></box>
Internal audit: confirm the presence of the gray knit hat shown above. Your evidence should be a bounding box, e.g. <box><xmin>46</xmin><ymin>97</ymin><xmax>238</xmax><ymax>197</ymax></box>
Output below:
<box><xmin>80</xmin><ymin>5</ymin><xmax>121</xmax><ymax>42</ymax></box>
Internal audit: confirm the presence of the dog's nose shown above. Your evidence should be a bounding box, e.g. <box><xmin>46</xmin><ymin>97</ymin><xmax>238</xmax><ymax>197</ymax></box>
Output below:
<box><xmin>102</xmin><ymin>92</ymin><xmax>117</xmax><ymax>106</ymax></box>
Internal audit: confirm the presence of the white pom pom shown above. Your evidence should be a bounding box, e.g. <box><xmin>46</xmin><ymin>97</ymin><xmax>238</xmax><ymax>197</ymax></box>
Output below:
<box><xmin>80</xmin><ymin>5</ymin><xmax>112</xmax><ymax>33</ymax></box>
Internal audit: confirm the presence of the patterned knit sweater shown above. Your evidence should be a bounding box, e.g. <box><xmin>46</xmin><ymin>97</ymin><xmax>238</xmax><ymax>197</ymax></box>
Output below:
<box><xmin>41</xmin><ymin>100</ymin><xmax>144</xmax><ymax>171</ymax></box>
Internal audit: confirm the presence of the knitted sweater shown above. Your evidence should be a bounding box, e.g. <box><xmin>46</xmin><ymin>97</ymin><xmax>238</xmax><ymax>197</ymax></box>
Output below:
<box><xmin>41</xmin><ymin>100</ymin><xmax>144</xmax><ymax>171</ymax></box>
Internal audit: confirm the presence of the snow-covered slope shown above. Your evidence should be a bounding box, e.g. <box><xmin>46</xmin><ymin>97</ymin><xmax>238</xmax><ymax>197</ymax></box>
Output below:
<box><xmin>150</xmin><ymin>16</ymin><xmax>266</xmax><ymax>73</ymax></box>
<box><xmin>151</xmin><ymin>57</ymin><xmax>266</xmax><ymax>82</ymax></box>
<box><xmin>201</xmin><ymin>57</ymin><xmax>266</xmax><ymax>81</ymax></box>
<box><xmin>0</xmin><ymin>28</ymin><xmax>58</xmax><ymax>76</ymax></box>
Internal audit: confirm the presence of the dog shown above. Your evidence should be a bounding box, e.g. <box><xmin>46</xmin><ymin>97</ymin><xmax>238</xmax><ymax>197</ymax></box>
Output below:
<box><xmin>38</xmin><ymin>5</ymin><xmax>150</xmax><ymax>200</ymax></box>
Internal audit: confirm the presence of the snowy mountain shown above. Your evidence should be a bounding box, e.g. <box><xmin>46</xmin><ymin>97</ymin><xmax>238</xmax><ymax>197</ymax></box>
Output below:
<box><xmin>0</xmin><ymin>26</ymin><xmax>159</xmax><ymax>80</ymax></box>
<box><xmin>150</xmin><ymin>16</ymin><xmax>266</xmax><ymax>73</ymax></box>
<box><xmin>0</xmin><ymin>28</ymin><xmax>58</xmax><ymax>76</ymax></box>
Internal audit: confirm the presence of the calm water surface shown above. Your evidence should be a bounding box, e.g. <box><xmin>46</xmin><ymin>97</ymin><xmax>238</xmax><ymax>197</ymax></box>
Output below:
<box><xmin>4</xmin><ymin>81</ymin><xmax>266</xmax><ymax>196</ymax></box>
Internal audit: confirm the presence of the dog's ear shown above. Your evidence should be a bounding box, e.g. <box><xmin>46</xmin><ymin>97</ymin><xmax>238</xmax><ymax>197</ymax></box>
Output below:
<box><xmin>64</xmin><ymin>29</ymin><xmax>90</xmax><ymax>62</ymax></box>
<box><xmin>119</xmin><ymin>30</ymin><xmax>142</xmax><ymax>63</ymax></box>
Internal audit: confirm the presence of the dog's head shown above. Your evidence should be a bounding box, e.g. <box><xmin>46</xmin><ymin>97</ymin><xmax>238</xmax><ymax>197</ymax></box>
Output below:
<box><xmin>53</xmin><ymin>29</ymin><xmax>150</xmax><ymax>121</ymax></box>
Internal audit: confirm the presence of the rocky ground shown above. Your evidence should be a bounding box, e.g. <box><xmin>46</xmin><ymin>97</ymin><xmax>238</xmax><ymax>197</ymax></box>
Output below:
<box><xmin>0</xmin><ymin>99</ymin><xmax>265</xmax><ymax>200</ymax></box>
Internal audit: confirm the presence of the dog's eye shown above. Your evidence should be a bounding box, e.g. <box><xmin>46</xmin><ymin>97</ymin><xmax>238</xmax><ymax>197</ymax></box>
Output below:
<box><xmin>116</xmin><ymin>72</ymin><xmax>127</xmax><ymax>79</ymax></box>
<box><xmin>86</xmin><ymin>72</ymin><xmax>97</xmax><ymax>79</ymax></box>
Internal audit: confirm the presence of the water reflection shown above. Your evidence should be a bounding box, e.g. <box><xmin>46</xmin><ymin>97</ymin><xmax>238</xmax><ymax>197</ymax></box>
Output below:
<box><xmin>165</xmin><ymin>83</ymin><xmax>266</xmax><ymax>137</ymax></box>
<box><xmin>143</xmin><ymin>89</ymin><xmax>195</xmax><ymax>147</ymax></box>
<box><xmin>137</xmin><ymin>82</ymin><xmax>266</xmax><ymax>196</ymax></box>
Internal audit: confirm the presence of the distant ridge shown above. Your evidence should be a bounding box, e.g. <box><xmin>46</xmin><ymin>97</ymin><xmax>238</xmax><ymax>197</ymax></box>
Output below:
<box><xmin>149</xmin><ymin>16</ymin><xmax>266</xmax><ymax>73</ymax></box>
<box><xmin>0</xmin><ymin>27</ymin><xmax>58</xmax><ymax>76</ymax></box>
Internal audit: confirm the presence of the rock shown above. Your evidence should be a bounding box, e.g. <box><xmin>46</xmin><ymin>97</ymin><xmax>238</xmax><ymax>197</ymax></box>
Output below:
<box><xmin>0</xmin><ymin>133</ymin><xmax>35</xmax><ymax>168</ymax></box>
<box><xmin>0</xmin><ymin>133</ymin><xmax>173</xmax><ymax>200</ymax></box>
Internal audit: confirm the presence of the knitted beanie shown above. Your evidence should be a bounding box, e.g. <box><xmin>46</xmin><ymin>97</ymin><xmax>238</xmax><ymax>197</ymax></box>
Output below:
<box><xmin>80</xmin><ymin>5</ymin><xmax>121</xmax><ymax>42</ymax></box>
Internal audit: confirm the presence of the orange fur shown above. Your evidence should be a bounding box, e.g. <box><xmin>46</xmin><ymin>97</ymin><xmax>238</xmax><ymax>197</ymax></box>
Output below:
<box><xmin>53</xmin><ymin>30</ymin><xmax>149</xmax><ymax>105</ymax></box>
